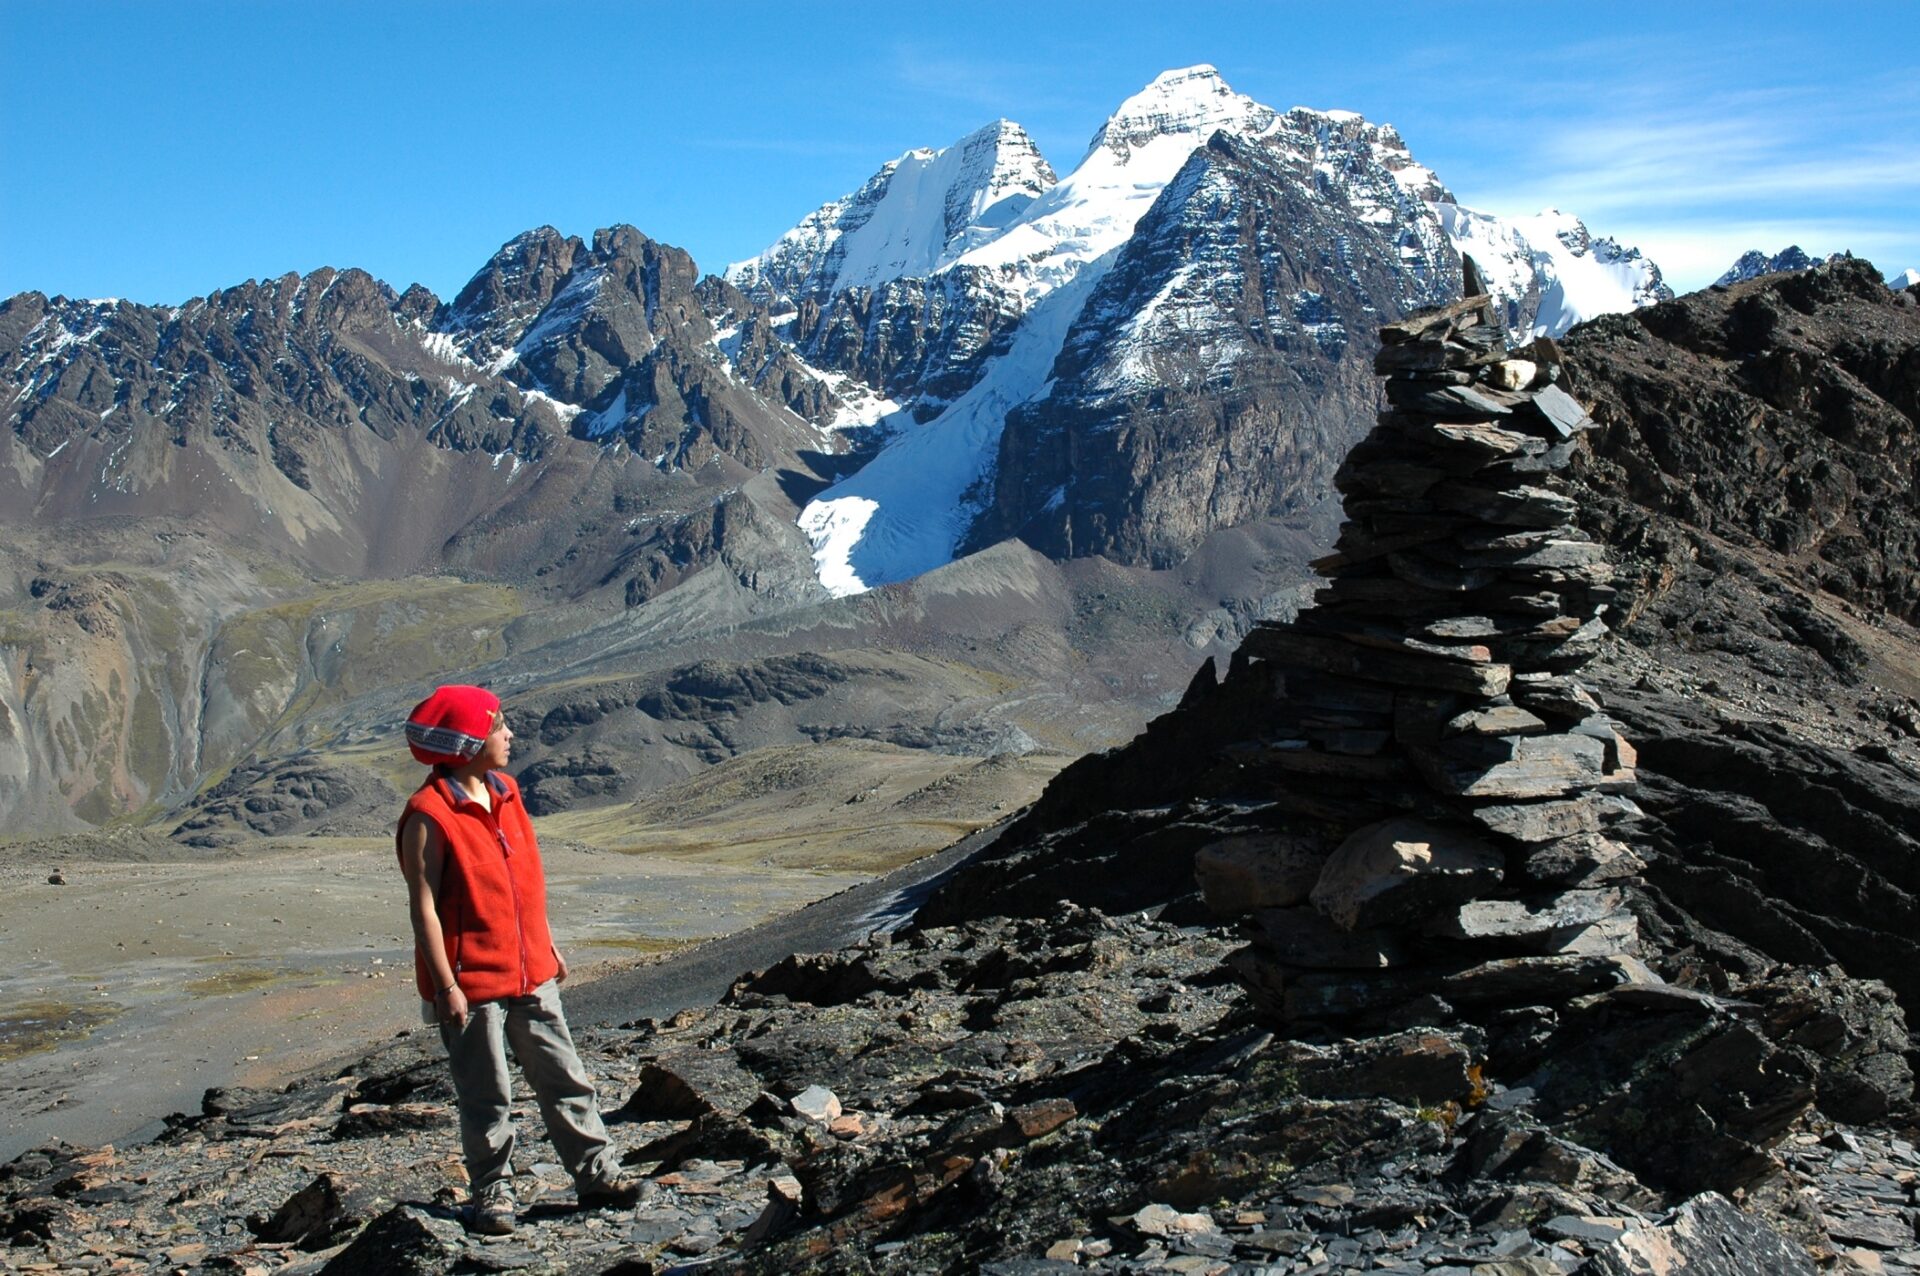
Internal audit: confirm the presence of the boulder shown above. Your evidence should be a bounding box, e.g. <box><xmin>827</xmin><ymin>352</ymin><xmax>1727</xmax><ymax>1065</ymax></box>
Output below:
<box><xmin>1266</xmin><ymin>1029</ymin><xmax>1481</xmax><ymax>1105</ymax></box>
<box><xmin>1193</xmin><ymin>832</ymin><xmax>1335</xmax><ymax>913</ymax></box>
<box><xmin>317</xmin><ymin>1206</ymin><xmax>463</xmax><ymax>1276</ymax></box>
<box><xmin>1424</xmin><ymin>889</ymin><xmax>1635</xmax><ymax>956</ymax></box>
<box><xmin>1310</xmin><ymin>818</ymin><xmax>1506</xmax><ymax>930</ymax></box>
<box><xmin>1583</xmin><ymin>1192</ymin><xmax>1816</xmax><ymax>1275</ymax></box>
<box><xmin>248</xmin><ymin>1172</ymin><xmax>350</xmax><ymax>1249</ymax></box>
<box><xmin>791</xmin><ymin>1085</ymin><xmax>843</xmax><ymax>1124</ymax></box>
<box><xmin>617</xmin><ymin>1051</ymin><xmax>764</xmax><ymax>1120</ymax></box>
<box><xmin>1130</xmin><ymin>1203</ymin><xmax>1217</xmax><ymax>1237</ymax></box>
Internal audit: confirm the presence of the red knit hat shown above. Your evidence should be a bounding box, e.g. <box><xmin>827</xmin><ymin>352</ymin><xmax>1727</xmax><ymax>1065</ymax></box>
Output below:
<box><xmin>404</xmin><ymin>685</ymin><xmax>501</xmax><ymax>766</ymax></box>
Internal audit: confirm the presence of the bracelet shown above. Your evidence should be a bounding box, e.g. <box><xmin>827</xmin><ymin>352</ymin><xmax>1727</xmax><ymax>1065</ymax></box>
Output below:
<box><xmin>436</xmin><ymin>983</ymin><xmax>457</xmax><ymax>998</ymax></box>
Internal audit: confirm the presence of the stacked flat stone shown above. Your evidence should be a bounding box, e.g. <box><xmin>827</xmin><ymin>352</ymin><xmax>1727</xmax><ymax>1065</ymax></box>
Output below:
<box><xmin>1206</xmin><ymin>270</ymin><xmax>1649</xmax><ymax>1026</ymax></box>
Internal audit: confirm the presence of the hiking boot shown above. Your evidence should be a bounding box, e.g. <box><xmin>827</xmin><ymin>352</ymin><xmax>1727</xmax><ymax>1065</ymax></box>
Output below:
<box><xmin>471</xmin><ymin>1180</ymin><xmax>516</xmax><ymax>1235</ymax></box>
<box><xmin>575</xmin><ymin>1171</ymin><xmax>641</xmax><ymax>1210</ymax></box>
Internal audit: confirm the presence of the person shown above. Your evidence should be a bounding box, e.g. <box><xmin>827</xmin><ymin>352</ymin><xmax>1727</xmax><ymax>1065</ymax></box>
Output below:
<box><xmin>396</xmin><ymin>683</ymin><xmax>639</xmax><ymax>1235</ymax></box>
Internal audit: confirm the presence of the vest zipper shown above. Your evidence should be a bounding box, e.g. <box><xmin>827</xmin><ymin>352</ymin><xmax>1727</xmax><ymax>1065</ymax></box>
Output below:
<box><xmin>488</xmin><ymin>803</ymin><xmax>532</xmax><ymax>996</ymax></box>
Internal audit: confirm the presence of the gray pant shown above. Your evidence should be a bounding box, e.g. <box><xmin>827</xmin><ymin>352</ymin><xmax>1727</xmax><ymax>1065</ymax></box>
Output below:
<box><xmin>437</xmin><ymin>979</ymin><xmax>619</xmax><ymax>1193</ymax></box>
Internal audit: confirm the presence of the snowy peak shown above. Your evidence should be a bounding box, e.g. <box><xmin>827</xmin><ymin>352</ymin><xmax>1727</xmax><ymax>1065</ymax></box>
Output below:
<box><xmin>1435</xmin><ymin>204</ymin><xmax>1671</xmax><ymax>339</ymax></box>
<box><xmin>944</xmin><ymin>66</ymin><xmax>1284</xmax><ymax>309</ymax></box>
<box><xmin>1715</xmin><ymin>246</ymin><xmax>1818</xmax><ymax>287</ymax></box>
<box><xmin>1081</xmin><ymin>64</ymin><xmax>1275</xmax><ymax>165</ymax></box>
<box><xmin>725</xmin><ymin>120</ymin><xmax>1056</xmax><ymax>304</ymax></box>
<box><xmin>946</xmin><ymin>120</ymin><xmax>1058</xmax><ymax>238</ymax></box>
<box><xmin>1892</xmin><ymin>267</ymin><xmax>1920</xmax><ymax>289</ymax></box>
<box><xmin>735</xmin><ymin>66</ymin><xmax>1289</xmax><ymax>320</ymax></box>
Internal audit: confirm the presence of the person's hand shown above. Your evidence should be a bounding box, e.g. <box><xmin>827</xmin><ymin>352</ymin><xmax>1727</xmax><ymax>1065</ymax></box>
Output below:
<box><xmin>439</xmin><ymin>985</ymin><xmax>470</xmax><ymax>1027</ymax></box>
<box><xmin>553</xmin><ymin>948</ymin><xmax>569</xmax><ymax>983</ymax></box>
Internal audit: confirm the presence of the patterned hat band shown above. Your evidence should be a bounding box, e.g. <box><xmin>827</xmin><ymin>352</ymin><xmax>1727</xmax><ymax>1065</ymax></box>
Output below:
<box><xmin>405</xmin><ymin>720</ymin><xmax>487</xmax><ymax>762</ymax></box>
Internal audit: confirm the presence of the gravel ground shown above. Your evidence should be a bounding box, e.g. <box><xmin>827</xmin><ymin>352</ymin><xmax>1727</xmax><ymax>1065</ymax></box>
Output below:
<box><xmin>0</xmin><ymin>828</ymin><xmax>919</xmax><ymax>1163</ymax></box>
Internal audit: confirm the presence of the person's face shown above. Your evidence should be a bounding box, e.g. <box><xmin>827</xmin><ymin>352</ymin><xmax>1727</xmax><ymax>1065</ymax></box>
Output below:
<box><xmin>478</xmin><ymin>712</ymin><xmax>513</xmax><ymax>768</ymax></box>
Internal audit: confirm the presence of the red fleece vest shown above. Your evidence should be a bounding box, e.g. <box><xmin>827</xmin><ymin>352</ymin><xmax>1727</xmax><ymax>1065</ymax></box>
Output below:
<box><xmin>397</xmin><ymin>770</ymin><xmax>559</xmax><ymax>1003</ymax></box>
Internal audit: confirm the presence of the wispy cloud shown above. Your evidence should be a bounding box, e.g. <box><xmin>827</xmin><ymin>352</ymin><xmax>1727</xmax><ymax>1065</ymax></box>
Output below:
<box><xmin>1437</xmin><ymin>56</ymin><xmax>1920</xmax><ymax>287</ymax></box>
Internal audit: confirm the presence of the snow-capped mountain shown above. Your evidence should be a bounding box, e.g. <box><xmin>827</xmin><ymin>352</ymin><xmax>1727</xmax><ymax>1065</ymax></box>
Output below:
<box><xmin>779</xmin><ymin>66</ymin><xmax>1325</xmax><ymax>592</ymax></box>
<box><xmin>1716</xmin><ymin>246</ymin><xmax>1819</xmax><ymax>287</ymax></box>
<box><xmin>725</xmin><ymin>120</ymin><xmax>1056</xmax><ymax>304</ymax></box>
<box><xmin>735</xmin><ymin>66</ymin><xmax>1665</xmax><ymax>594</ymax></box>
<box><xmin>1438</xmin><ymin>205</ymin><xmax>1672</xmax><ymax>339</ymax></box>
<box><xmin>9</xmin><ymin>64</ymin><xmax>1676</xmax><ymax>614</ymax></box>
<box><xmin>1712</xmin><ymin>249</ymin><xmax>1918</xmax><ymax>292</ymax></box>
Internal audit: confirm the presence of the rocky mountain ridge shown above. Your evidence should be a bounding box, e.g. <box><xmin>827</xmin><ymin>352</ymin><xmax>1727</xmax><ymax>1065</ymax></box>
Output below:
<box><xmin>1719</xmin><ymin>246</ymin><xmax>1823</xmax><ymax>287</ymax></box>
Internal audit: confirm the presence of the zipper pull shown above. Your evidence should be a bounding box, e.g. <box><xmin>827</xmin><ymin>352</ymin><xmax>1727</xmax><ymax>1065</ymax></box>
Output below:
<box><xmin>496</xmin><ymin>828</ymin><xmax>513</xmax><ymax>857</ymax></box>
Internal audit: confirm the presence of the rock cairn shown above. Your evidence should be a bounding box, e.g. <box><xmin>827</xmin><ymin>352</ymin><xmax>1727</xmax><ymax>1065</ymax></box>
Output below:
<box><xmin>1207</xmin><ymin>263</ymin><xmax>1649</xmax><ymax>1026</ymax></box>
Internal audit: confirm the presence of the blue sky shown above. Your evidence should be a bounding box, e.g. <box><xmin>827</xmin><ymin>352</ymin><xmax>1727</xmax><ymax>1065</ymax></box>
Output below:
<box><xmin>3</xmin><ymin>2</ymin><xmax>1915</xmax><ymax>304</ymax></box>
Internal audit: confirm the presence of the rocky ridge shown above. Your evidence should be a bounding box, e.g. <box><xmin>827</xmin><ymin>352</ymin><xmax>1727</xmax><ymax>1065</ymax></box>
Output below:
<box><xmin>7</xmin><ymin>270</ymin><xmax>1919</xmax><ymax>1273</ymax></box>
<box><xmin>1718</xmin><ymin>247</ymin><xmax>1823</xmax><ymax>287</ymax></box>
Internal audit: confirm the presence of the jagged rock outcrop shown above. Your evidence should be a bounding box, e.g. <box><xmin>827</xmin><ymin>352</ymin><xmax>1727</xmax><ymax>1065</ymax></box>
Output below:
<box><xmin>1717</xmin><ymin>246</ymin><xmax>1821</xmax><ymax>287</ymax></box>
<box><xmin>1570</xmin><ymin>257</ymin><xmax>1920</xmax><ymax>624</ymax></box>
<box><xmin>785</xmin><ymin>267</ymin><xmax>1025</xmax><ymax>412</ymax></box>
<box><xmin>168</xmin><ymin>755</ymin><xmax>400</xmax><ymax>846</ymax></box>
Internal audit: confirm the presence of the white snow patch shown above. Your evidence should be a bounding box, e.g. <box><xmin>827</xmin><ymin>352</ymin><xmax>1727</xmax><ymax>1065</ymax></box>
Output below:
<box><xmin>582</xmin><ymin>387</ymin><xmax>648</xmax><ymax>440</ymax></box>
<box><xmin>829</xmin><ymin>386</ymin><xmax>908</xmax><ymax>433</ymax></box>
<box><xmin>512</xmin><ymin>266</ymin><xmax>605</xmax><ymax>354</ymax></box>
<box><xmin>520</xmin><ymin>387</ymin><xmax>582</xmax><ymax>421</ymax></box>
<box><xmin>419</xmin><ymin>330</ymin><xmax>487</xmax><ymax>373</ymax></box>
